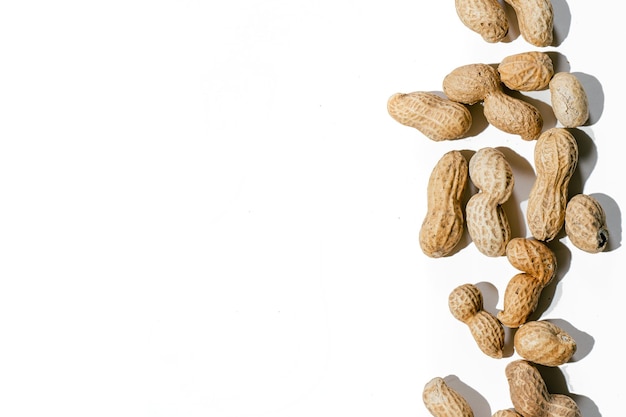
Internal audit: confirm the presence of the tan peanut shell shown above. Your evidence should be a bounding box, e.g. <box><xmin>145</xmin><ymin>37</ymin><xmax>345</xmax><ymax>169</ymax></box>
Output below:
<box><xmin>419</xmin><ymin>151</ymin><xmax>469</xmax><ymax>258</ymax></box>
<box><xmin>466</xmin><ymin>148</ymin><xmax>513</xmax><ymax>257</ymax></box>
<box><xmin>449</xmin><ymin>283</ymin><xmax>505</xmax><ymax>358</ymax></box>
<box><xmin>506</xmin><ymin>237</ymin><xmax>557</xmax><ymax>284</ymax></box>
<box><xmin>498</xmin><ymin>238</ymin><xmax>556</xmax><ymax>328</ymax></box>
<box><xmin>387</xmin><ymin>92</ymin><xmax>472</xmax><ymax>141</ymax></box>
<box><xmin>498</xmin><ymin>51</ymin><xmax>554</xmax><ymax>91</ymax></box>
<box><xmin>483</xmin><ymin>91</ymin><xmax>543</xmax><ymax>141</ymax></box>
<box><xmin>565</xmin><ymin>194</ymin><xmax>609</xmax><ymax>253</ymax></box>
<box><xmin>443</xmin><ymin>63</ymin><xmax>543</xmax><ymax>140</ymax></box>
<box><xmin>549</xmin><ymin>72</ymin><xmax>589</xmax><ymax>128</ymax></box>
<box><xmin>514</xmin><ymin>320</ymin><xmax>576</xmax><ymax>366</ymax></box>
<box><xmin>455</xmin><ymin>0</ymin><xmax>509</xmax><ymax>43</ymax></box>
<box><xmin>423</xmin><ymin>377</ymin><xmax>474</xmax><ymax>417</ymax></box>
<box><xmin>493</xmin><ymin>410</ymin><xmax>523</xmax><ymax>417</ymax></box>
<box><xmin>443</xmin><ymin>64</ymin><xmax>501</xmax><ymax>105</ymax></box>
<box><xmin>505</xmin><ymin>360</ymin><xmax>582</xmax><ymax>417</ymax></box>
<box><xmin>527</xmin><ymin>128</ymin><xmax>579</xmax><ymax>241</ymax></box>
<box><xmin>503</xmin><ymin>0</ymin><xmax>554</xmax><ymax>47</ymax></box>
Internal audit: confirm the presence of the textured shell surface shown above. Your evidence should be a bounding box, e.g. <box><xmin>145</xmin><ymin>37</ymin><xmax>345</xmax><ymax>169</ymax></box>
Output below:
<box><xmin>527</xmin><ymin>128</ymin><xmax>579</xmax><ymax>241</ymax></box>
<box><xmin>455</xmin><ymin>0</ymin><xmax>509</xmax><ymax>43</ymax></box>
<box><xmin>503</xmin><ymin>0</ymin><xmax>554</xmax><ymax>47</ymax></box>
<box><xmin>565</xmin><ymin>193</ymin><xmax>609</xmax><ymax>253</ymax></box>
<box><xmin>498</xmin><ymin>273</ymin><xmax>544</xmax><ymax>328</ymax></box>
<box><xmin>448</xmin><ymin>283</ymin><xmax>483</xmax><ymax>322</ymax></box>
<box><xmin>498</xmin><ymin>51</ymin><xmax>554</xmax><ymax>91</ymax></box>
<box><xmin>514</xmin><ymin>320</ymin><xmax>577</xmax><ymax>366</ymax></box>
<box><xmin>468</xmin><ymin>310</ymin><xmax>505</xmax><ymax>358</ymax></box>
<box><xmin>469</xmin><ymin>147</ymin><xmax>514</xmax><ymax>204</ymax></box>
<box><xmin>466</xmin><ymin>196</ymin><xmax>511</xmax><ymax>257</ymax></box>
<box><xmin>506</xmin><ymin>237</ymin><xmax>557</xmax><ymax>285</ymax></box>
<box><xmin>550</xmin><ymin>72</ymin><xmax>590</xmax><ymax>128</ymax></box>
<box><xmin>483</xmin><ymin>91</ymin><xmax>543</xmax><ymax>140</ymax></box>
<box><xmin>443</xmin><ymin>63</ymin><xmax>501</xmax><ymax>104</ymax></box>
<box><xmin>419</xmin><ymin>150</ymin><xmax>468</xmax><ymax>258</ymax></box>
<box><xmin>423</xmin><ymin>377</ymin><xmax>474</xmax><ymax>417</ymax></box>
<box><xmin>387</xmin><ymin>92</ymin><xmax>472</xmax><ymax>141</ymax></box>
<box><xmin>505</xmin><ymin>360</ymin><xmax>551</xmax><ymax>417</ymax></box>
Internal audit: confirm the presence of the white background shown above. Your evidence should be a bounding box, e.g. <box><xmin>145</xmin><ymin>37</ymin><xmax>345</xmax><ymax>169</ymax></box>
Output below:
<box><xmin>0</xmin><ymin>1</ymin><xmax>622</xmax><ymax>416</ymax></box>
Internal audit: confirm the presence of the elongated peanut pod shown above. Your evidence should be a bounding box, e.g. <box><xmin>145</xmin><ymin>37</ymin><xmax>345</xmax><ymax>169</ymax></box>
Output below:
<box><xmin>455</xmin><ymin>0</ymin><xmax>509</xmax><ymax>43</ymax></box>
<box><xmin>527</xmin><ymin>128</ymin><xmax>579</xmax><ymax>241</ymax></box>
<box><xmin>505</xmin><ymin>360</ymin><xmax>581</xmax><ymax>417</ymax></box>
<box><xmin>503</xmin><ymin>0</ymin><xmax>554</xmax><ymax>47</ymax></box>
<box><xmin>498</xmin><ymin>238</ymin><xmax>556</xmax><ymax>328</ymax></box>
<box><xmin>387</xmin><ymin>92</ymin><xmax>472</xmax><ymax>141</ymax></box>
<box><xmin>565</xmin><ymin>194</ymin><xmax>609</xmax><ymax>253</ymax></box>
<box><xmin>466</xmin><ymin>148</ymin><xmax>513</xmax><ymax>257</ymax></box>
<box><xmin>419</xmin><ymin>151</ymin><xmax>468</xmax><ymax>258</ymax></box>
<box><xmin>449</xmin><ymin>283</ymin><xmax>505</xmax><ymax>358</ymax></box>
<box><xmin>423</xmin><ymin>377</ymin><xmax>474</xmax><ymax>417</ymax></box>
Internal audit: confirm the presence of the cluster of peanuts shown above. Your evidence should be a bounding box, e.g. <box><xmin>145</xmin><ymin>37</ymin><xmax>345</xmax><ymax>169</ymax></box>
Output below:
<box><xmin>386</xmin><ymin>1</ymin><xmax>610</xmax><ymax>417</ymax></box>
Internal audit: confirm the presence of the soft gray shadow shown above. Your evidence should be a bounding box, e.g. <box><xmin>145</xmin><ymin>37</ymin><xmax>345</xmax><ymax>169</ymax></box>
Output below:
<box><xmin>590</xmin><ymin>192</ymin><xmax>622</xmax><ymax>251</ymax></box>
<box><xmin>573</xmin><ymin>72</ymin><xmax>604</xmax><ymax>125</ymax></box>
<box><xmin>551</xmin><ymin>0</ymin><xmax>572</xmax><ymax>46</ymax></box>
<box><xmin>536</xmin><ymin>365</ymin><xmax>601</xmax><ymax>417</ymax></box>
<box><xmin>501</xmin><ymin>0</ymin><xmax>520</xmax><ymax>43</ymax></box>
<box><xmin>529</xmin><ymin>240</ymin><xmax>572</xmax><ymax>321</ymax></box>
<box><xmin>443</xmin><ymin>375</ymin><xmax>491</xmax><ymax>417</ymax></box>
<box><xmin>497</xmin><ymin>146</ymin><xmax>535</xmax><ymax>239</ymax></box>
<box><xmin>568</xmin><ymin>128</ymin><xmax>598</xmax><ymax>197</ymax></box>
<box><xmin>546</xmin><ymin>51</ymin><xmax>571</xmax><ymax>74</ymax></box>
<box><xmin>465</xmin><ymin>103</ymin><xmax>489</xmax><ymax>138</ymax></box>
<box><xmin>544</xmin><ymin>318</ymin><xmax>594</xmax><ymax>362</ymax></box>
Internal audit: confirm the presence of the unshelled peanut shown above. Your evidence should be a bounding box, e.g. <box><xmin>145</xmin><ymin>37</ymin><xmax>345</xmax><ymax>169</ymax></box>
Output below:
<box><xmin>527</xmin><ymin>128</ymin><xmax>579</xmax><ymax>241</ymax></box>
<box><xmin>565</xmin><ymin>193</ymin><xmax>609</xmax><ymax>253</ymax></box>
<box><xmin>549</xmin><ymin>72</ymin><xmax>589</xmax><ymax>128</ymax></box>
<box><xmin>466</xmin><ymin>147</ymin><xmax>513</xmax><ymax>257</ymax></box>
<box><xmin>387</xmin><ymin>92</ymin><xmax>472</xmax><ymax>141</ymax></box>
<box><xmin>443</xmin><ymin>63</ymin><xmax>543</xmax><ymax>140</ymax></box>
<box><xmin>448</xmin><ymin>283</ymin><xmax>505</xmax><ymax>358</ymax></box>
<box><xmin>419</xmin><ymin>151</ymin><xmax>468</xmax><ymax>258</ymax></box>
<box><xmin>423</xmin><ymin>377</ymin><xmax>474</xmax><ymax>417</ymax></box>
<box><xmin>503</xmin><ymin>0</ymin><xmax>554</xmax><ymax>47</ymax></box>
<box><xmin>505</xmin><ymin>360</ymin><xmax>582</xmax><ymax>417</ymax></box>
<box><xmin>455</xmin><ymin>0</ymin><xmax>509</xmax><ymax>43</ymax></box>
<box><xmin>498</xmin><ymin>238</ymin><xmax>557</xmax><ymax>328</ymax></box>
<box><xmin>514</xmin><ymin>320</ymin><xmax>576</xmax><ymax>366</ymax></box>
<box><xmin>498</xmin><ymin>51</ymin><xmax>554</xmax><ymax>91</ymax></box>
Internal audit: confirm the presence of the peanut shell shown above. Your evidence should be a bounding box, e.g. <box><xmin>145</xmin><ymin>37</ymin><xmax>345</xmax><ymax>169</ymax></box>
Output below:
<box><xmin>387</xmin><ymin>92</ymin><xmax>472</xmax><ymax>141</ymax></box>
<box><xmin>527</xmin><ymin>128</ymin><xmax>579</xmax><ymax>241</ymax></box>
<box><xmin>498</xmin><ymin>51</ymin><xmax>554</xmax><ymax>91</ymax></box>
<box><xmin>455</xmin><ymin>0</ymin><xmax>509</xmax><ymax>43</ymax></box>
<box><xmin>549</xmin><ymin>72</ymin><xmax>589</xmax><ymax>128</ymax></box>
<box><xmin>565</xmin><ymin>194</ymin><xmax>609</xmax><ymax>253</ymax></box>
<box><xmin>423</xmin><ymin>377</ymin><xmax>474</xmax><ymax>417</ymax></box>
<box><xmin>514</xmin><ymin>320</ymin><xmax>576</xmax><ymax>366</ymax></box>
<box><xmin>419</xmin><ymin>150</ymin><xmax>468</xmax><ymax>258</ymax></box>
